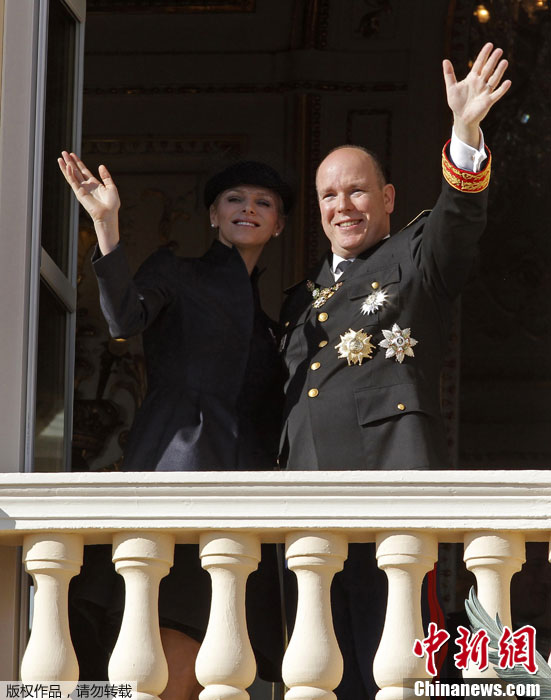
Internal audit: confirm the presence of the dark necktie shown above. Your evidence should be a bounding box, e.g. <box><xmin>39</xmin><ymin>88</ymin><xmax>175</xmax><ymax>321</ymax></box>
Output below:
<box><xmin>335</xmin><ymin>259</ymin><xmax>353</xmax><ymax>278</ymax></box>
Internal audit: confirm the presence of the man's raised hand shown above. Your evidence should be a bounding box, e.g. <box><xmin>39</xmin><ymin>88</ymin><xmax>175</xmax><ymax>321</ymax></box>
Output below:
<box><xmin>443</xmin><ymin>42</ymin><xmax>511</xmax><ymax>147</ymax></box>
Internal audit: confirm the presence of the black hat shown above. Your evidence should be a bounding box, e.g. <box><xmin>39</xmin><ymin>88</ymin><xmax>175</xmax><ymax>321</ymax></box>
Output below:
<box><xmin>203</xmin><ymin>161</ymin><xmax>294</xmax><ymax>214</ymax></box>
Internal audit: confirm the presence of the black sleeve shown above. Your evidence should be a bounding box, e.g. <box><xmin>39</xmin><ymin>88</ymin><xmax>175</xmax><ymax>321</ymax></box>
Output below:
<box><xmin>93</xmin><ymin>243</ymin><xmax>176</xmax><ymax>338</ymax></box>
<box><xmin>410</xmin><ymin>155</ymin><xmax>490</xmax><ymax>300</ymax></box>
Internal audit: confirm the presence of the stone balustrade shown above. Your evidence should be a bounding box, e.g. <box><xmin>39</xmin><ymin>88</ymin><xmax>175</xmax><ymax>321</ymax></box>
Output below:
<box><xmin>1</xmin><ymin>471</ymin><xmax>551</xmax><ymax>700</ymax></box>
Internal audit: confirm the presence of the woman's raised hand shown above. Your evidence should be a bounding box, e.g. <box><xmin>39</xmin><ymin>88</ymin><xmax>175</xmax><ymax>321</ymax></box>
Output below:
<box><xmin>58</xmin><ymin>151</ymin><xmax>121</xmax><ymax>254</ymax></box>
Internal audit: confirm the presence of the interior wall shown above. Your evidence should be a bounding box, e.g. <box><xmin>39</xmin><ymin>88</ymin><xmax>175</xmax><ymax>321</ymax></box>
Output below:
<box><xmin>74</xmin><ymin>0</ymin><xmax>452</xmax><ymax>470</ymax></box>
<box><xmin>81</xmin><ymin>0</ymin><xmax>451</xmax><ymax>307</ymax></box>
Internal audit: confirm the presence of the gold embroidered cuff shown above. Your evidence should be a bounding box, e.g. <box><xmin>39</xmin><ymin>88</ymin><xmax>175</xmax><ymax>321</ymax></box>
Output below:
<box><xmin>442</xmin><ymin>140</ymin><xmax>491</xmax><ymax>193</ymax></box>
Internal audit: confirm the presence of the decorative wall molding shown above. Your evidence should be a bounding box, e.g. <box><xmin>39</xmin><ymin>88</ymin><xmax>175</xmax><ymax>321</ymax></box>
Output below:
<box><xmin>84</xmin><ymin>80</ymin><xmax>408</xmax><ymax>97</ymax></box>
<box><xmin>87</xmin><ymin>0</ymin><xmax>255</xmax><ymax>13</ymax></box>
<box><xmin>314</xmin><ymin>0</ymin><xmax>331</xmax><ymax>50</ymax></box>
<box><xmin>291</xmin><ymin>0</ymin><xmax>332</xmax><ymax>50</ymax></box>
<box><xmin>305</xmin><ymin>95</ymin><xmax>322</xmax><ymax>269</ymax></box>
<box><xmin>82</xmin><ymin>135</ymin><xmax>245</xmax><ymax>158</ymax></box>
<box><xmin>354</xmin><ymin>0</ymin><xmax>397</xmax><ymax>40</ymax></box>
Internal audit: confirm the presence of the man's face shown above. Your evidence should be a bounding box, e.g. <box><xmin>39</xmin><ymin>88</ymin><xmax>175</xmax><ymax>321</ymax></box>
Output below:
<box><xmin>316</xmin><ymin>148</ymin><xmax>395</xmax><ymax>259</ymax></box>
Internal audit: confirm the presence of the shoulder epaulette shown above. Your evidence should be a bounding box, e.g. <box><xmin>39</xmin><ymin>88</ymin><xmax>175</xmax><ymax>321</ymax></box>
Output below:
<box><xmin>402</xmin><ymin>209</ymin><xmax>431</xmax><ymax>230</ymax></box>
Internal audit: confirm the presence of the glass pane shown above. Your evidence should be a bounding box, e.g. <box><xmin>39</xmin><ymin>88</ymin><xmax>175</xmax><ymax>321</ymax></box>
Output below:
<box><xmin>34</xmin><ymin>281</ymin><xmax>67</xmax><ymax>472</ymax></box>
<box><xmin>40</xmin><ymin>0</ymin><xmax>76</xmax><ymax>274</ymax></box>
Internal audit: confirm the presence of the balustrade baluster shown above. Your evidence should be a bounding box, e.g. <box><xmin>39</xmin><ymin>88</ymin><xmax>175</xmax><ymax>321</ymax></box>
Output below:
<box><xmin>282</xmin><ymin>532</ymin><xmax>347</xmax><ymax>700</ymax></box>
<box><xmin>108</xmin><ymin>532</ymin><xmax>174</xmax><ymax>700</ymax></box>
<box><xmin>373</xmin><ymin>531</ymin><xmax>438</xmax><ymax>700</ymax></box>
<box><xmin>463</xmin><ymin>532</ymin><xmax>525</xmax><ymax>679</ymax></box>
<box><xmin>195</xmin><ymin>532</ymin><xmax>260</xmax><ymax>700</ymax></box>
<box><xmin>21</xmin><ymin>534</ymin><xmax>83</xmax><ymax>685</ymax></box>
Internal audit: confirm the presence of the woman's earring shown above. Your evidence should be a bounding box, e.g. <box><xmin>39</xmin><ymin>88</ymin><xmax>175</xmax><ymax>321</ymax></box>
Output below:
<box><xmin>211</xmin><ymin>224</ymin><xmax>216</xmax><ymax>228</ymax></box>
<box><xmin>274</xmin><ymin>232</ymin><xmax>280</xmax><ymax>237</ymax></box>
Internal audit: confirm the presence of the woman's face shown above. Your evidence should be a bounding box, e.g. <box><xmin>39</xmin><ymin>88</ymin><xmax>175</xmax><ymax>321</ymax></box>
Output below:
<box><xmin>210</xmin><ymin>185</ymin><xmax>284</xmax><ymax>252</ymax></box>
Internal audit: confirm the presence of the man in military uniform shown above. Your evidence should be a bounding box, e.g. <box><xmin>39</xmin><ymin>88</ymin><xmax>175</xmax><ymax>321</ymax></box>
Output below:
<box><xmin>280</xmin><ymin>42</ymin><xmax>509</xmax><ymax>470</ymax></box>
<box><xmin>279</xmin><ymin>43</ymin><xmax>510</xmax><ymax>697</ymax></box>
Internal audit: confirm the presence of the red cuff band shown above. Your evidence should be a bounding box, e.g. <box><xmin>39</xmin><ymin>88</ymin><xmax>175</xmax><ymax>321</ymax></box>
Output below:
<box><xmin>442</xmin><ymin>140</ymin><xmax>491</xmax><ymax>192</ymax></box>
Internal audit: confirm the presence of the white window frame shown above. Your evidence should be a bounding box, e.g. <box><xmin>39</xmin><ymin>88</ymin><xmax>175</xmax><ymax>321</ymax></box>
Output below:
<box><xmin>25</xmin><ymin>0</ymin><xmax>86</xmax><ymax>472</ymax></box>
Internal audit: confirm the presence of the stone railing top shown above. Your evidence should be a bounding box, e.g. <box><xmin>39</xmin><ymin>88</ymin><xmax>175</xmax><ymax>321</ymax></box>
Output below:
<box><xmin>0</xmin><ymin>470</ymin><xmax>550</xmax><ymax>544</ymax></box>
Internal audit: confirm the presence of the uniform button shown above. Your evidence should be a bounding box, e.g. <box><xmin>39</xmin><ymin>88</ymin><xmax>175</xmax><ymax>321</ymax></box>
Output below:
<box><xmin>371</xmin><ymin>281</ymin><xmax>380</xmax><ymax>290</ymax></box>
<box><xmin>284</xmin><ymin>321</ymin><xmax>290</xmax><ymax>327</ymax></box>
<box><xmin>397</xmin><ymin>403</ymin><xmax>406</xmax><ymax>411</ymax></box>
<box><xmin>311</xmin><ymin>362</ymin><xmax>321</xmax><ymax>370</ymax></box>
<box><xmin>318</xmin><ymin>312</ymin><xmax>328</xmax><ymax>322</ymax></box>
<box><xmin>308</xmin><ymin>388</ymin><xmax>319</xmax><ymax>398</ymax></box>
<box><xmin>318</xmin><ymin>340</ymin><xmax>328</xmax><ymax>348</ymax></box>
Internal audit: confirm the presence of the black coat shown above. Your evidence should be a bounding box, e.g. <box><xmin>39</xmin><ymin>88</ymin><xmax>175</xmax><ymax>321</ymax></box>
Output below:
<box><xmin>76</xmin><ymin>239</ymin><xmax>285</xmax><ymax>682</ymax></box>
<box><xmin>93</xmin><ymin>239</ymin><xmax>283</xmax><ymax>471</ymax></box>
<box><xmin>279</xmin><ymin>175</ymin><xmax>488</xmax><ymax>470</ymax></box>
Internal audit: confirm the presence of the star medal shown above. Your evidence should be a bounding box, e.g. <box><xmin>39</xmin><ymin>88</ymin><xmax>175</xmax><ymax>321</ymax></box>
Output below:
<box><xmin>335</xmin><ymin>328</ymin><xmax>375</xmax><ymax>366</ymax></box>
<box><xmin>379</xmin><ymin>323</ymin><xmax>418</xmax><ymax>363</ymax></box>
<box><xmin>361</xmin><ymin>288</ymin><xmax>388</xmax><ymax>315</ymax></box>
<box><xmin>307</xmin><ymin>280</ymin><xmax>343</xmax><ymax>308</ymax></box>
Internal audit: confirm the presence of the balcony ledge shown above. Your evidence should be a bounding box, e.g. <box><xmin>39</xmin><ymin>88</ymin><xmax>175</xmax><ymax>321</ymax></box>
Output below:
<box><xmin>1</xmin><ymin>469</ymin><xmax>550</xmax><ymax>543</ymax></box>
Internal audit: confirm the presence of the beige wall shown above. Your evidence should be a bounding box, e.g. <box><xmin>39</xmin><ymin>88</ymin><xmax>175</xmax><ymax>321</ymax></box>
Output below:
<box><xmin>0</xmin><ymin>0</ymin><xmax>37</xmax><ymax>677</ymax></box>
<box><xmin>0</xmin><ymin>0</ymin><xmax>38</xmax><ymax>472</ymax></box>
<box><xmin>0</xmin><ymin>0</ymin><xmax>4</xmax><ymax>107</ymax></box>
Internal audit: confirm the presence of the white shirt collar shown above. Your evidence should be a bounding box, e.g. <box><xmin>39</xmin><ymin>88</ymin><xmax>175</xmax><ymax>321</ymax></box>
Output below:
<box><xmin>331</xmin><ymin>235</ymin><xmax>390</xmax><ymax>280</ymax></box>
<box><xmin>332</xmin><ymin>253</ymin><xmax>355</xmax><ymax>274</ymax></box>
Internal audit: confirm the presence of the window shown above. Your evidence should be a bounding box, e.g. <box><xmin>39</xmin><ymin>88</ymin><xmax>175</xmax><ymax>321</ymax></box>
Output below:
<box><xmin>29</xmin><ymin>0</ymin><xmax>85</xmax><ymax>472</ymax></box>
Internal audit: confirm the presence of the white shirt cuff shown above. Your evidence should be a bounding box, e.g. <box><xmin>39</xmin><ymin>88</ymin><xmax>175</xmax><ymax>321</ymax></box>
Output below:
<box><xmin>450</xmin><ymin>127</ymin><xmax>486</xmax><ymax>173</ymax></box>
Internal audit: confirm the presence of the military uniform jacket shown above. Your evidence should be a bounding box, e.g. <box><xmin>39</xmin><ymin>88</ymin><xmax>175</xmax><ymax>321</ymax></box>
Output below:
<box><xmin>93</xmin><ymin>239</ymin><xmax>282</xmax><ymax>471</ymax></box>
<box><xmin>280</xmin><ymin>174</ymin><xmax>489</xmax><ymax>470</ymax></box>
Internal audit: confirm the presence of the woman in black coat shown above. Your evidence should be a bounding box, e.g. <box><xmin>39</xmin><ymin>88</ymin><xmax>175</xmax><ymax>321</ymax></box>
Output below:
<box><xmin>59</xmin><ymin>152</ymin><xmax>293</xmax><ymax>700</ymax></box>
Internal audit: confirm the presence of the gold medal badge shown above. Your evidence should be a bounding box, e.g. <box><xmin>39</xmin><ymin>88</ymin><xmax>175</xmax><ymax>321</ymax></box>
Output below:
<box><xmin>335</xmin><ymin>329</ymin><xmax>375</xmax><ymax>366</ymax></box>
<box><xmin>307</xmin><ymin>280</ymin><xmax>343</xmax><ymax>308</ymax></box>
